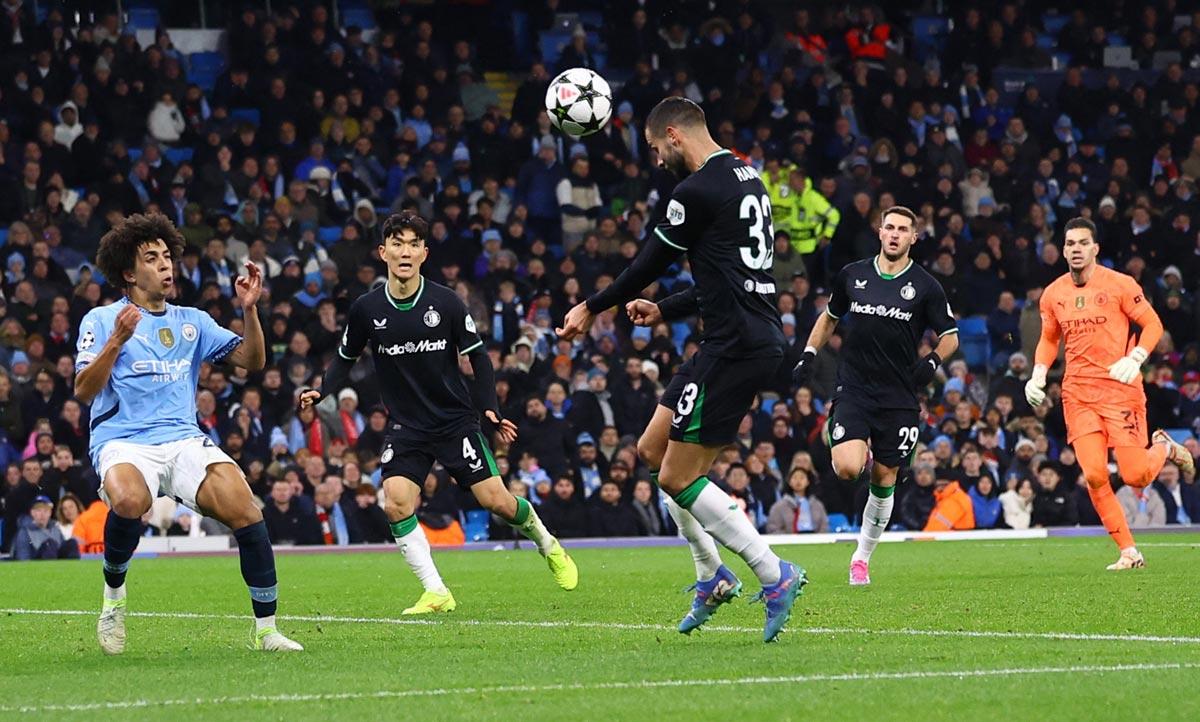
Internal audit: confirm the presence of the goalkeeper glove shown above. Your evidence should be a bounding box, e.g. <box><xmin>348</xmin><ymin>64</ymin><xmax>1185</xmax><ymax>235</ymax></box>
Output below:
<box><xmin>1108</xmin><ymin>347</ymin><xmax>1149</xmax><ymax>385</ymax></box>
<box><xmin>1025</xmin><ymin>364</ymin><xmax>1048</xmax><ymax>407</ymax></box>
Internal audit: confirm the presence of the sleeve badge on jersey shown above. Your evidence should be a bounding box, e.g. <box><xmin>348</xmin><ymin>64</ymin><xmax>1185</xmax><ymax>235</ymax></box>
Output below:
<box><xmin>424</xmin><ymin>308</ymin><xmax>441</xmax><ymax>327</ymax></box>
<box><xmin>465</xmin><ymin>314</ymin><xmax>477</xmax><ymax>334</ymax></box>
<box><xmin>79</xmin><ymin>330</ymin><xmax>96</xmax><ymax>350</ymax></box>
<box><xmin>666</xmin><ymin>199</ymin><xmax>686</xmax><ymax>226</ymax></box>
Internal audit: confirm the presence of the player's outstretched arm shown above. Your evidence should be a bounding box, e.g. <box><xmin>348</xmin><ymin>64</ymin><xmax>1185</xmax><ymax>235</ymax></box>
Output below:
<box><xmin>75</xmin><ymin>304</ymin><xmax>141</xmax><ymax>404</ymax></box>
<box><xmin>558</xmin><ymin>234</ymin><xmax>683</xmax><ymax>341</ymax></box>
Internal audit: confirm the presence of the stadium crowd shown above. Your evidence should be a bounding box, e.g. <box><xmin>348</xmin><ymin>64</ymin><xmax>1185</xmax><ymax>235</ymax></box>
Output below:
<box><xmin>4</xmin><ymin>0</ymin><xmax>1200</xmax><ymax>558</ymax></box>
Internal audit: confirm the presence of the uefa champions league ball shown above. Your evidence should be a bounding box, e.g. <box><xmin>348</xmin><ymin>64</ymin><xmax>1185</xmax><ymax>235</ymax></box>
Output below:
<box><xmin>545</xmin><ymin>67</ymin><xmax>613</xmax><ymax>138</ymax></box>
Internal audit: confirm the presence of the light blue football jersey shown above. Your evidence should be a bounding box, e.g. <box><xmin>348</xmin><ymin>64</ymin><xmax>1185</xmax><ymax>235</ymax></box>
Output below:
<box><xmin>75</xmin><ymin>298</ymin><xmax>242</xmax><ymax>468</ymax></box>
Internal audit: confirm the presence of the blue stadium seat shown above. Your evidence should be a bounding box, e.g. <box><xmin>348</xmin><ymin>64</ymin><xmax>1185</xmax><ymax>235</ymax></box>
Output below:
<box><xmin>1165</xmin><ymin>428</ymin><xmax>1194</xmax><ymax>444</ymax></box>
<box><xmin>957</xmin><ymin>316</ymin><xmax>987</xmax><ymax>335</ymax></box>
<box><xmin>827</xmin><ymin>513</ymin><xmax>852</xmax><ymax>533</ymax></box>
<box><xmin>0</xmin><ymin>228</ymin><xmax>8</xmax><ymax>245</ymax></box>
<box><xmin>1042</xmin><ymin>15</ymin><xmax>1070</xmax><ymax>35</ymax></box>
<box><xmin>539</xmin><ymin>31</ymin><xmax>570</xmax><ymax>66</ymax></box>
<box><xmin>229</xmin><ymin>108</ymin><xmax>261</xmax><ymax>127</ymax></box>
<box><xmin>956</xmin><ymin>316</ymin><xmax>991</xmax><ymax>371</ymax></box>
<box><xmin>318</xmin><ymin>226</ymin><xmax>342</xmax><ymax>245</ymax></box>
<box><xmin>164</xmin><ymin>147</ymin><xmax>194</xmax><ymax>166</ymax></box>
<box><xmin>189</xmin><ymin>51</ymin><xmax>225</xmax><ymax>74</ymax></box>
<box><xmin>1036</xmin><ymin>33</ymin><xmax>1056</xmax><ymax>49</ymax></box>
<box><xmin>189</xmin><ymin>51</ymin><xmax>225</xmax><ymax>92</ymax></box>
<box><xmin>912</xmin><ymin>16</ymin><xmax>950</xmax><ymax>61</ymax></box>
<box><xmin>126</xmin><ymin>7</ymin><xmax>159</xmax><ymax>30</ymax></box>
<box><xmin>126</xmin><ymin>148</ymin><xmax>143</xmax><ymax>162</ymax></box>
<box><xmin>760</xmin><ymin>397</ymin><xmax>776</xmax><ymax>415</ymax></box>
<box><xmin>1108</xmin><ymin>33</ymin><xmax>1127</xmax><ymax>47</ymax></box>
<box><xmin>464</xmin><ymin>509</ymin><xmax>490</xmax><ymax>542</ymax></box>
<box><xmin>341</xmin><ymin>8</ymin><xmax>376</xmax><ymax>30</ymax></box>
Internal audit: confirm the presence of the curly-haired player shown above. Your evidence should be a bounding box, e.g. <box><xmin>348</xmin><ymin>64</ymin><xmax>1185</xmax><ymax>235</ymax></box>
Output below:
<box><xmin>77</xmin><ymin>212</ymin><xmax>301</xmax><ymax>653</ymax></box>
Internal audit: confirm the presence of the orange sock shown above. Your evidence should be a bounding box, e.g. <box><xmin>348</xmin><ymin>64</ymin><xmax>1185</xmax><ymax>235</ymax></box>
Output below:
<box><xmin>1087</xmin><ymin>482</ymin><xmax>1136</xmax><ymax>551</ymax></box>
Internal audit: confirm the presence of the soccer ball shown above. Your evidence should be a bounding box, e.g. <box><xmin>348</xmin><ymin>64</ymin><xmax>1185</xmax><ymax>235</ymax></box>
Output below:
<box><xmin>545</xmin><ymin>67</ymin><xmax>613</xmax><ymax>138</ymax></box>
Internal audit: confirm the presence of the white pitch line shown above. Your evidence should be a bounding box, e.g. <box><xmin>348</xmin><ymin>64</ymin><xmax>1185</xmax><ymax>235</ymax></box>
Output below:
<box><xmin>1</xmin><ymin>662</ymin><xmax>1196</xmax><ymax>714</ymax></box>
<box><xmin>4</xmin><ymin>607</ymin><xmax>1200</xmax><ymax>645</ymax></box>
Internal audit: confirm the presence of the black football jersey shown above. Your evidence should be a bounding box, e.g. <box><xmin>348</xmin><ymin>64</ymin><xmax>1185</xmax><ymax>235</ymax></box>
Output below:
<box><xmin>339</xmin><ymin>276</ymin><xmax>484</xmax><ymax>438</ymax></box>
<box><xmin>827</xmin><ymin>257</ymin><xmax>958</xmax><ymax>410</ymax></box>
<box><xmin>653</xmin><ymin>149</ymin><xmax>785</xmax><ymax>358</ymax></box>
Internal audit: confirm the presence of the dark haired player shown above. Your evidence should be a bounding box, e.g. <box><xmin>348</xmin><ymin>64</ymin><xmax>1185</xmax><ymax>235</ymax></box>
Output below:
<box><xmin>301</xmin><ymin>211</ymin><xmax>577</xmax><ymax>615</ymax></box>
<box><xmin>75</xmin><ymin>212</ymin><xmax>301</xmax><ymax>653</ymax></box>
<box><xmin>792</xmin><ymin>206</ymin><xmax>959</xmax><ymax>586</ymax></box>
<box><xmin>559</xmin><ymin>97</ymin><xmax>804</xmax><ymax>643</ymax></box>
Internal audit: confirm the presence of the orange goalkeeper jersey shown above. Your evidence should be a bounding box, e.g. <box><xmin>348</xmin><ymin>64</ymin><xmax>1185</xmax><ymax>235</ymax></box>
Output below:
<box><xmin>1039</xmin><ymin>265</ymin><xmax>1157</xmax><ymax>405</ymax></box>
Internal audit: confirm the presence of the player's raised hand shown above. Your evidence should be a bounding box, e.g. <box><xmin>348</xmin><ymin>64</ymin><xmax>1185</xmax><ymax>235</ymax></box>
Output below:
<box><xmin>235</xmin><ymin>261</ymin><xmax>264</xmax><ymax>310</ymax></box>
<box><xmin>112</xmin><ymin>304</ymin><xmax>142</xmax><ymax>344</ymax></box>
<box><xmin>485</xmin><ymin>409</ymin><xmax>518</xmax><ymax>444</ymax></box>
<box><xmin>297</xmin><ymin>388</ymin><xmax>321</xmax><ymax>409</ymax></box>
<box><xmin>556</xmin><ymin>301</ymin><xmax>594</xmax><ymax>342</ymax></box>
<box><xmin>625</xmin><ymin>299</ymin><xmax>662</xmax><ymax>327</ymax></box>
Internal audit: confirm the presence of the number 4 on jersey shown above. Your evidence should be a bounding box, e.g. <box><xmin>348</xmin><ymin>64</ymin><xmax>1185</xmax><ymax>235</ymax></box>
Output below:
<box><xmin>740</xmin><ymin>194</ymin><xmax>774</xmax><ymax>270</ymax></box>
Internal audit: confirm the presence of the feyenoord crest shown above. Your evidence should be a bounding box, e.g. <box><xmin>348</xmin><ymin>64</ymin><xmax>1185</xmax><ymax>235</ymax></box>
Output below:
<box><xmin>181</xmin><ymin>323</ymin><xmax>197</xmax><ymax>342</ymax></box>
<box><xmin>1075</xmin><ymin>295</ymin><xmax>1086</xmax><ymax>309</ymax></box>
<box><xmin>158</xmin><ymin>327</ymin><xmax>175</xmax><ymax>348</ymax></box>
<box><xmin>381</xmin><ymin>446</ymin><xmax>394</xmax><ymax>464</ymax></box>
<box><xmin>900</xmin><ymin>282</ymin><xmax>916</xmax><ymax>301</ymax></box>
<box><xmin>832</xmin><ymin>423</ymin><xmax>845</xmax><ymax>441</ymax></box>
<box><xmin>423</xmin><ymin>307</ymin><xmax>441</xmax><ymax>328</ymax></box>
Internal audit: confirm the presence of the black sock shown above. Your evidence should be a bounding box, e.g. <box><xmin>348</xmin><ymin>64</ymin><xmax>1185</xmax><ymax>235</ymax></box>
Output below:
<box><xmin>102</xmin><ymin>511</ymin><xmax>143</xmax><ymax>589</ymax></box>
<box><xmin>234</xmin><ymin>521</ymin><xmax>278</xmax><ymax>618</ymax></box>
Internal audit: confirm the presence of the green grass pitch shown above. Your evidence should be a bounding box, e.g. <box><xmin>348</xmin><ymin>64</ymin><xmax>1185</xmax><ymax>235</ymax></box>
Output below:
<box><xmin>1</xmin><ymin>535</ymin><xmax>1198</xmax><ymax>721</ymax></box>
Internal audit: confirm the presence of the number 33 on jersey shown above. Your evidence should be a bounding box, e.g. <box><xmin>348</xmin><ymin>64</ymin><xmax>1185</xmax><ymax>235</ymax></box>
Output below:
<box><xmin>652</xmin><ymin>149</ymin><xmax>784</xmax><ymax>358</ymax></box>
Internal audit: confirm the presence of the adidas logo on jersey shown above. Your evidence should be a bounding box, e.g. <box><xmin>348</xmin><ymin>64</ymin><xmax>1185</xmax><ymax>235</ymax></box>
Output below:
<box><xmin>849</xmin><ymin>300</ymin><xmax>913</xmax><ymax>321</ymax></box>
<box><xmin>377</xmin><ymin>338</ymin><xmax>448</xmax><ymax>356</ymax></box>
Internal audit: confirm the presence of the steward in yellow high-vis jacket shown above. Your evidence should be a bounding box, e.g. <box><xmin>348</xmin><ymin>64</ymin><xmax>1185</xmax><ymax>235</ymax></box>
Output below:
<box><xmin>776</xmin><ymin>167</ymin><xmax>840</xmax><ymax>255</ymax></box>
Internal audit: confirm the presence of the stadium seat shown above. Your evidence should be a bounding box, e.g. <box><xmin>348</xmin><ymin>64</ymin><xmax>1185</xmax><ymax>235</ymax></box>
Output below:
<box><xmin>1036</xmin><ymin>33</ymin><xmax>1055</xmax><ymax>49</ymax></box>
<box><xmin>539</xmin><ymin>32</ymin><xmax>570</xmax><ymax>67</ymax></box>
<box><xmin>1042</xmin><ymin>15</ymin><xmax>1070</xmax><ymax>35</ymax></box>
<box><xmin>341</xmin><ymin>8</ymin><xmax>376</xmax><ymax>30</ymax></box>
<box><xmin>464</xmin><ymin>510</ymin><xmax>490</xmax><ymax>542</ymax></box>
<box><xmin>1165</xmin><ymin>428</ymin><xmax>1194</xmax><ymax>444</ymax></box>
<box><xmin>827</xmin><ymin>513</ymin><xmax>852</xmax><ymax>533</ymax></box>
<box><xmin>761</xmin><ymin>397</ymin><xmax>776</xmax><ymax>415</ymax></box>
<box><xmin>164</xmin><ymin>147</ymin><xmax>193</xmax><ymax>166</ymax></box>
<box><xmin>126</xmin><ymin>148</ymin><xmax>143</xmax><ymax>162</ymax></box>
<box><xmin>956</xmin><ymin>316</ymin><xmax>991</xmax><ymax>371</ymax></box>
<box><xmin>189</xmin><ymin>51</ymin><xmax>225</xmax><ymax>92</ymax></box>
<box><xmin>318</xmin><ymin>226</ymin><xmax>342</xmax><ymax>245</ymax></box>
<box><xmin>912</xmin><ymin>16</ymin><xmax>950</xmax><ymax>61</ymax></box>
<box><xmin>189</xmin><ymin>51</ymin><xmax>225</xmax><ymax>74</ymax></box>
<box><xmin>126</xmin><ymin>7</ymin><xmax>159</xmax><ymax>30</ymax></box>
<box><xmin>229</xmin><ymin>108</ymin><xmax>261</xmax><ymax>127</ymax></box>
<box><xmin>0</xmin><ymin>228</ymin><xmax>7</xmax><ymax>245</ymax></box>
